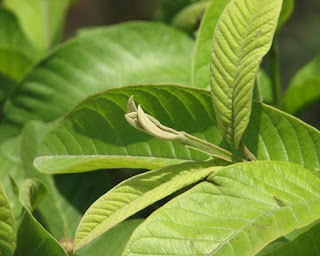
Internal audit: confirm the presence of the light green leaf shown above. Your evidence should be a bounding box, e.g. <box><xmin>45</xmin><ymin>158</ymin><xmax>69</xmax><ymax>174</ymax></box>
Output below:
<box><xmin>16</xmin><ymin>179</ymin><xmax>67</xmax><ymax>256</ymax></box>
<box><xmin>262</xmin><ymin>223</ymin><xmax>320</xmax><ymax>256</ymax></box>
<box><xmin>283</xmin><ymin>53</ymin><xmax>320</xmax><ymax>115</ymax></box>
<box><xmin>123</xmin><ymin>161</ymin><xmax>320</xmax><ymax>256</ymax></box>
<box><xmin>4</xmin><ymin>0</ymin><xmax>70</xmax><ymax>53</ymax></box>
<box><xmin>0</xmin><ymin>136</ymin><xmax>23</xmax><ymax>217</ymax></box>
<box><xmin>0</xmin><ymin>181</ymin><xmax>16</xmax><ymax>256</ymax></box>
<box><xmin>172</xmin><ymin>1</ymin><xmax>209</xmax><ymax>35</ymax></box>
<box><xmin>76</xmin><ymin>219</ymin><xmax>144</xmax><ymax>256</ymax></box>
<box><xmin>191</xmin><ymin>0</ymin><xmax>230</xmax><ymax>89</ymax></box>
<box><xmin>0</xmin><ymin>8</ymin><xmax>38</xmax><ymax>81</ymax></box>
<box><xmin>3</xmin><ymin>22</ymin><xmax>194</xmax><ymax>129</ymax></box>
<box><xmin>74</xmin><ymin>161</ymin><xmax>221</xmax><ymax>251</ymax></box>
<box><xmin>34</xmin><ymin>85</ymin><xmax>320</xmax><ymax>174</ymax></box>
<box><xmin>20</xmin><ymin>121</ymin><xmax>115</xmax><ymax>241</ymax></box>
<box><xmin>210</xmin><ymin>0</ymin><xmax>283</xmax><ymax>148</ymax></box>
<box><xmin>277</xmin><ymin>0</ymin><xmax>294</xmax><ymax>31</ymax></box>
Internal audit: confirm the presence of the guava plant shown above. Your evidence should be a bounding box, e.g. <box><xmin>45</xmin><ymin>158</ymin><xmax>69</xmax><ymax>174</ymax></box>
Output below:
<box><xmin>0</xmin><ymin>0</ymin><xmax>320</xmax><ymax>255</ymax></box>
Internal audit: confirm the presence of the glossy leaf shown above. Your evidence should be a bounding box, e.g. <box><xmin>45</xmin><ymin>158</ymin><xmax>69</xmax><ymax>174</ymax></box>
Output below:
<box><xmin>123</xmin><ymin>161</ymin><xmax>320</xmax><ymax>255</ymax></box>
<box><xmin>74</xmin><ymin>161</ymin><xmax>221</xmax><ymax>251</ymax></box>
<box><xmin>263</xmin><ymin>223</ymin><xmax>320</xmax><ymax>256</ymax></box>
<box><xmin>3</xmin><ymin>22</ymin><xmax>194</xmax><ymax>128</ymax></box>
<box><xmin>0</xmin><ymin>8</ymin><xmax>37</xmax><ymax>81</ymax></box>
<box><xmin>283</xmin><ymin>53</ymin><xmax>320</xmax><ymax>115</ymax></box>
<box><xmin>210</xmin><ymin>0</ymin><xmax>282</xmax><ymax>148</ymax></box>
<box><xmin>16</xmin><ymin>179</ymin><xmax>67</xmax><ymax>256</ymax></box>
<box><xmin>3</xmin><ymin>0</ymin><xmax>70</xmax><ymax>53</ymax></box>
<box><xmin>0</xmin><ymin>181</ymin><xmax>16</xmax><ymax>256</ymax></box>
<box><xmin>191</xmin><ymin>0</ymin><xmax>230</xmax><ymax>89</ymax></box>
<box><xmin>76</xmin><ymin>219</ymin><xmax>144</xmax><ymax>256</ymax></box>
<box><xmin>20</xmin><ymin>121</ymin><xmax>115</xmax><ymax>241</ymax></box>
<box><xmin>34</xmin><ymin>85</ymin><xmax>320</xmax><ymax>174</ymax></box>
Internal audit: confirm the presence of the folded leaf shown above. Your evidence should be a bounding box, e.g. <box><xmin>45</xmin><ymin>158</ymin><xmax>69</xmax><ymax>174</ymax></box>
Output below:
<box><xmin>3</xmin><ymin>22</ymin><xmax>194</xmax><ymax>128</ymax></box>
<box><xmin>74</xmin><ymin>161</ymin><xmax>221</xmax><ymax>251</ymax></box>
<box><xmin>283</xmin><ymin>53</ymin><xmax>320</xmax><ymax>115</ymax></box>
<box><xmin>210</xmin><ymin>0</ymin><xmax>282</xmax><ymax>148</ymax></box>
<box><xmin>0</xmin><ymin>181</ymin><xmax>16</xmax><ymax>256</ymax></box>
<box><xmin>34</xmin><ymin>85</ymin><xmax>320</xmax><ymax>174</ymax></box>
<box><xmin>123</xmin><ymin>161</ymin><xmax>320</xmax><ymax>256</ymax></box>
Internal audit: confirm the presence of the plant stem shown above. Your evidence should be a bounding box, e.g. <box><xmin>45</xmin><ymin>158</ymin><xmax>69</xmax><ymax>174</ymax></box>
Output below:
<box><xmin>239</xmin><ymin>140</ymin><xmax>256</xmax><ymax>161</ymax></box>
<box><xmin>269</xmin><ymin>38</ymin><xmax>282</xmax><ymax>107</ymax></box>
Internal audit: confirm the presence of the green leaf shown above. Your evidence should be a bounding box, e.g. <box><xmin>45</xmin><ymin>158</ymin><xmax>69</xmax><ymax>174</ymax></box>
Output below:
<box><xmin>123</xmin><ymin>161</ymin><xmax>320</xmax><ymax>256</ymax></box>
<box><xmin>0</xmin><ymin>74</ymin><xmax>16</xmax><ymax>105</ymax></box>
<box><xmin>283</xmin><ymin>53</ymin><xmax>320</xmax><ymax>115</ymax></box>
<box><xmin>172</xmin><ymin>1</ymin><xmax>209</xmax><ymax>35</ymax></box>
<box><xmin>254</xmin><ymin>69</ymin><xmax>274</xmax><ymax>104</ymax></box>
<box><xmin>3</xmin><ymin>22</ymin><xmax>194</xmax><ymax>128</ymax></box>
<box><xmin>277</xmin><ymin>0</ymin><xmax>294</xmax><ymax>31</ymax></box>
<box><xmin>0</xmin><ymin>8</ymin><xmax>38</xmax><ymax>81</ymax></box>
<box><xmin>76</xmin><ymin>219</ymin><xmax>144</xmax><ymax>256</ymax></box>
<box><xmin>191</xmin><ymin>0</ymin><xmax>230</xmax><ymax>89</ymax></box>
<box><xmin>210</xmin><ymin>0</ymin><xmax>283</xmax><ymax>148</ymax></box>
<box><xmin>34</xmin><ymin>85</ymin><xmax>320</xmax><ymax>174</ymax></box>
<box><xmin>16</xmin><ymin>179</ymin><xmax>67</xmax><ymax>256</ymax></box>
<box><xmin>74</xmin><ymin>161</ymin><xmax>221</xmax><ymax>251</ymax></box>
<box><xmin>262</xmin><ymin>223</ymin><xmax>320</xmax><ymax>256</ymax></box>
<box><xmin>0</xmin><ymin>136</ymin><xmax>23</xmax><ymax>217</ymax></box>
<box><xmin>20</xmin><ymin>121</ymin><xmax>115</xmax><ymax>241</ymax></box>
<box><xmin>0</xmin><ymin>181</ymin><xmax>16</xmax><ymax>256</ymax></box>
<box><xmin>3</xmin><ymin>0</ymin><xmax>70</xmax><ymax>53</ymax></box>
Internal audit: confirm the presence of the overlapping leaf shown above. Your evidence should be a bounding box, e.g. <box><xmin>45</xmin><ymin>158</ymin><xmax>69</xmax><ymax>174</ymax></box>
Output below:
<box><xmin>3</xmin><ymin>22</ymin><xmax>194</xmax><ymax>129</ymax></box>
<box><xmin>74</xmin><ymin>161</ymin><xmax>221</xmax><ymax>251</ymax></box>
<box><xmin>0</xmin><ymin>181</ymin><xmax>16</xmax><ymax>256</ymax></box>
<box><xmin>34</xmin><ymin>85</ymin><xmax>320</xmax><ymax>174</ymax></box>
<box><xmin>210</xmin><ymin>0</ymin><xmax>283</xmax><ymax>148</ymax></box>
<box><xmin>283</xmin><ymin>53</ymin><xmax>320</xmax><ymax>115</ymax></box>
<box><xmin>123</xmin><ymin>161</ymin><xmax>320</xmax><ymax>256</ymax></box>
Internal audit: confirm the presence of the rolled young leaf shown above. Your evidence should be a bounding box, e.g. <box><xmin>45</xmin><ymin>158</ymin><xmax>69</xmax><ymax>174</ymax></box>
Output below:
<box><xmin>210</xmin><ymin>0</ymin><xmax>283</xmax><ymax>148</ymax></box>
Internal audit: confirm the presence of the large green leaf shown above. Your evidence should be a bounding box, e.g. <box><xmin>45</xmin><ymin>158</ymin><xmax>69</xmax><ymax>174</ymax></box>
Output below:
<box><xmin>16</xmin><ymin>179</ymin><xmax>67</xmax><ymax>256</ymax></box>
<box><xmin>0</xmin><ymin>8</ymin><xmax>37</xmax><ymax>81</ymax></box>
<box><xmin>210</xmin><ymin>0</ymin><xmax>282</xmax><ymax>148</ymax></box>
<box><xmin>74</xmin><ymin>161</ymin><xmax>221</xmax><ymax>251</ymax></box>
<box><xmin>191</xmin><ymin>0</ymin><xmax>230</xmax><ymax>89</ymax></box>
<box><xmin>283</xmin><ymin>53</ymin><xmax>320</xmax><ymax>115</ymax></box>
<box><xmin>123</xmin><ymin>161</ymin><xmax>320</xmax><ymax>255</ymax></box>
<box><xmin>76</xmin><ymin>219</ymin><xmax>144</xmax><ymax>256</ymax></box>
<box><xmin>0</xmin><ymin>181</ymin><xmax>16</xmax><ymax>256</ymax></box>
<box><xmin>34</xmin><ymin>85</ymin><xmax>320</xmax><ymax>174</ymax></box>
<box><xmin>3</xmin><ymin>22</ymin><xmax>194</xmax><ymax>129</ymax></box>
<box><xmin>263</xmin><ymin>223</ymin><xmax>320</xmax><ymax>255</ymax></box>
<box><xmin>3</xmin><ymin>0</ymin><xmax>70</xmax><ymax>53</ymax></box>
<box><xmin>20</xmin><ymin>121</ymin><xmax>115</xmax><ymax>241</ymax></box>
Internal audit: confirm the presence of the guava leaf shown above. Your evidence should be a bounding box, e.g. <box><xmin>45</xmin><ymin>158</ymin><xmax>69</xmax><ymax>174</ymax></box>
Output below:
<box><xmin>76</xmin><ymin>219</ymin><xmax>144</xmax><ymax>256</ymax></box>
<box><xmin>16</xmin><ymin>179</ymin><xmax>67</xmax><ymax>256</ymax></box>
<box><xmin>123</xmin><ymin>161</ymin><xmax>320</xmax><ymax>256</ymax></box>
<box><xmin>74</xmin><ymin>161</ymin><xmax>221</xmax><ymax>251</ymax></box>
<box><xmin>191</xmin><ymin>0</ymin><xmax>230</xmax><ymax>89</ymax></box>
<box><xmin>283</xmin><ymin>53</ymin><xmax>320</xmax><ymax>115</ymax></box>
<box><xmin>3</xmin><ymin>22</ymin><xmax>194</xmax><ymax>129</ymax></box>
<box><xmin>34</xmin><ymin>85</ymin><xmax>320</xmax><ymax>174</ymax></box>
<box><xmin>3</xmin><ymin>0</ymin><xmax>70</xmax><ymax>53</ymax></box>
<box><xmin>0</xmin><ymin>8</ymin><xmax>37</xmax><ymax>81</ymax></box>
<box><xmin>210</xmin><ymin>0</ymin><xmax>282</xmax><ymax>148</ymax></box>
<box><xmin>0</xmin><ymin>181</ymin><xmax>16</xmax><ymax>256</ymax></box>
<box><xmin>277</xmin><ymin>0</ymin><xmax>294</xmax><ymax>31</ymax></box>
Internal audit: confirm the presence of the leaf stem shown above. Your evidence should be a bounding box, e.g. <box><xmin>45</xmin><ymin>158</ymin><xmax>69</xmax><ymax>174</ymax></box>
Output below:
<box><xmin>239</xmin><ymin>140</ymin><xmax>256</xmax><ymax>161</ymax></box>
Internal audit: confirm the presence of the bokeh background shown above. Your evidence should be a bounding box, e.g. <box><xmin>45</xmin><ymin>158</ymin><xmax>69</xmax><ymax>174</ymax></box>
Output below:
<box><xmin>63</xmin><ymin>0</ymin><xmax>320</xmax><ymax>127</ymax></box>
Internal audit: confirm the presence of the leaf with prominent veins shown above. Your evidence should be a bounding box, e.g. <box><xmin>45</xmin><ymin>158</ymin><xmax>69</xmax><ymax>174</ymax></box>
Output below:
<box><xmin>210</xmin><ymin>0</ymin><xmax>283</xmax><ymax>148</ymax></box>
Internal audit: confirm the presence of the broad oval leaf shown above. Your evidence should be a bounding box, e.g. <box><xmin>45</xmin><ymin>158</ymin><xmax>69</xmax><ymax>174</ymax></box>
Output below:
<box><xmin>34</xmin><ymin>85</ymin><xmax>320</xmax><ymax>174</ymax></box>
<box><xmin>123</xmin><ymin>161</ymin><xmax>320</xmax><ymax>256</ymax></box>
<box><xmin>191</xmin><ymin>0</ymin><xmax>230</xmax><ymax>89</ymax></box>
<box><xmin>210</xmin><ymin>0</ymin><xmax>283</xmax><ymax>148</ymax></box>
<box><xmin>16</xmin><ymin>179</ymin><xmax>67</xmax><ymax>256</ymax></box>
<box><xmin>3</xmin><ymin>21</ymin><xmax>194</xmax><ymax>128</ymax></box>
<box><xmin>283</xmin><ymin>53</ymin><xmax>320</xmax><ymax>115</ymax></box>
<box><xmin>74</xmin><ymin>161</ymin><xmax>221</xmax><ymax>251</ymax></box>
<box><xmin>0</xmin><ymin>181</ymin><xmax>16</xmax><ymax>256</ymax></box>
